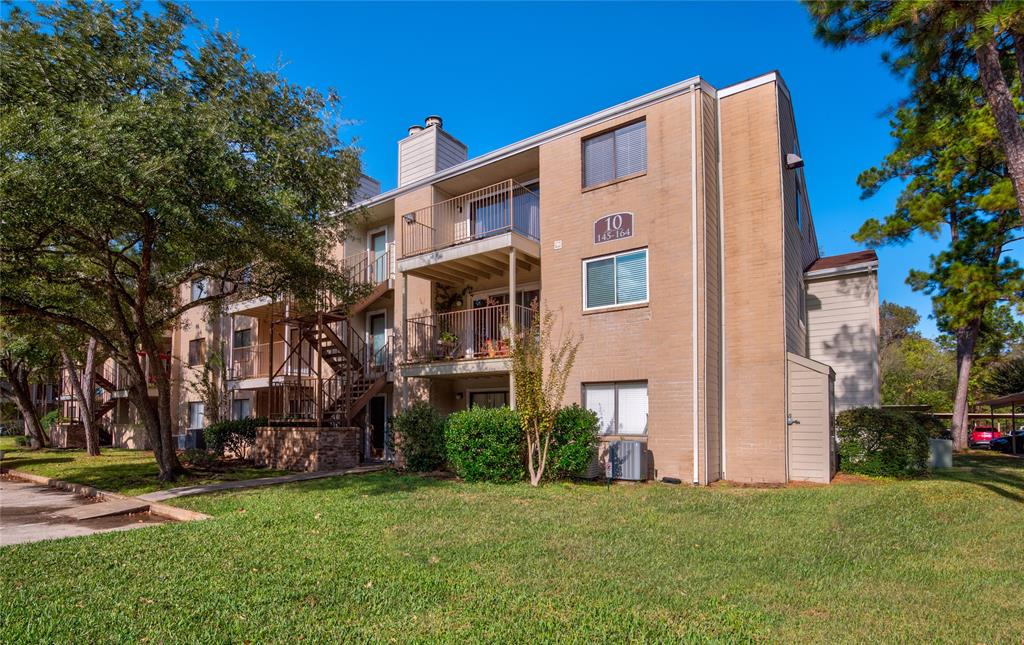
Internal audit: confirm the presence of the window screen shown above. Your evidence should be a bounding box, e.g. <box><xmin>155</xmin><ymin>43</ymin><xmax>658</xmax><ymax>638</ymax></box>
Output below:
<box><xmin>584</xmin><ymin>381</ymin><xmax>648</xmax><ymax>436</ymax></box>
<box><xmin>583</xmin><ymin>121</ymin><xmax>647</xmax><ymax>187</ymax></box>
<box><xmin>584</xmin><ymin>249</ymin><xmax>648</xmax><ymax>310</ymax></box>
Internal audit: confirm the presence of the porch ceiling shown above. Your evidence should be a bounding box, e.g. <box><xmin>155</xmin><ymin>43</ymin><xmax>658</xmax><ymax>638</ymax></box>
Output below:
<box><xmin>396</xmin><ymin>232</ymin><xmax>540</xmax><ymax>286</ymax></box>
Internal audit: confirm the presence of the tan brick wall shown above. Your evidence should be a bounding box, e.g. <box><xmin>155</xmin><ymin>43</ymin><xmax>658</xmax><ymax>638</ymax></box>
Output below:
<box><xmin>538</xmin><ymin>91</ymin><xmax>700</xmax><ymax>483</ymax></box>
<box><xmin>719</xmin><ymin>82</ymin><xmax>788</xmax><ymax>483</ymax></box>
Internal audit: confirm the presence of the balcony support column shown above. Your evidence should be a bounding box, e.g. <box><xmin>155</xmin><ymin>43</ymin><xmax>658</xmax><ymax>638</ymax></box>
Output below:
<box><xmin>401</xmin><ymin>271</ymin><xmax>409</xmax><ymax>411</ymax></box>
<box><xmin>509</xmin><ymin>247</ymin><xmax>517</xmax><ymax>410</ymax></box>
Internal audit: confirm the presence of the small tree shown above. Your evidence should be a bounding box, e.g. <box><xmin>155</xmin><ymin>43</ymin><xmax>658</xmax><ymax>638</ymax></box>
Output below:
<box><xmin>511</xmin><ymin>308</ymin><xmax>580</xmax><ymax>487</ymax></box>
<box><xmin>188</xmin><ymin>343</ymin><xmax>229</xmax><ymax>427</ymax></box>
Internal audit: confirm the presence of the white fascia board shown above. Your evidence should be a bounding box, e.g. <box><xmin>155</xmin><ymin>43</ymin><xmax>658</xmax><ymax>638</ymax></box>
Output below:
<box><xmin>804</xmin><ymin>261</ymin><xmax>879</xmax><ymax>280</ymax></box>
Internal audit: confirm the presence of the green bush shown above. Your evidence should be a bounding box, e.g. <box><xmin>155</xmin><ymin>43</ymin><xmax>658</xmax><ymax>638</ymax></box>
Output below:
<box><xmin>204</xmin><ymin>416</ymin><xmax>266</xmax><ymax>456</ymax></box>
<box><xmin>547</xmin><ymin>404</ymin><xmax>599</xmax><ymax>479</ymax></box>
<box><xmin>445</xmin><ymin>406</ymin><xmax>524</xmax><ymax>483</ymax></box>
<box><xmin>835</xmin><ymin>407</ymin><xmax>932</xmax><ymax>477</ymax></box>
<box><xmin>391</xmin><ymin>402</ymin><xmax>446</xmax><ymax>472</ymax></box>
<box><xmin>181</xmin><ymin>448</ymin><xmax>217</xmax><ymax>468</ymax></box>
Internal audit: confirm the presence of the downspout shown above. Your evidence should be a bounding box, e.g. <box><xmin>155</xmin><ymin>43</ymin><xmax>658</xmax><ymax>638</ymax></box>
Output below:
<box><xmin>716</xmin><ymin>91</ymin><xmax>727</xmax><ymax>480</ymax></box>
<box><xmin>690</xmin><ymin>90</ymin><xmax>700</xmax><ymax>485</ymax></box>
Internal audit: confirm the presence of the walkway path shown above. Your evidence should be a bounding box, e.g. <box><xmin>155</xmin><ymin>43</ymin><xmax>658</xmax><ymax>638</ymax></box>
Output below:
<box><xmin>1</xmin><ymin>479</ymin><xmax>168</xmax><ymax>546</ymax></box>
<box><xmin>137</xmin><ymin>464</ymin><xmax>389</xmax><ymax>502</ymax></box>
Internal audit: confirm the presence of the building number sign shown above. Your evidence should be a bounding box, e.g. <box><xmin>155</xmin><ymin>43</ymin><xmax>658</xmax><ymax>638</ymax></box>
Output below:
<box><xmin>594</xmin><ymin>212</ymin><xmax>634</xmax><ymax>244</ymax></box>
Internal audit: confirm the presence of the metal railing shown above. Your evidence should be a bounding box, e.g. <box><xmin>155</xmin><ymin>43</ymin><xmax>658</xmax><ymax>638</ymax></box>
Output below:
<box><xmin>344</xmin><ymin>241</ymin><xmax>395</xmax><ymax>287</ymax></box>
<box><xmin>405</xmin><ymin>304</ymin><xmax>535</xmax><ymax>363</ymax></box>
<box><xmin>230</xmin><ymin>341</ymin><xmax>289</xmax><ymax>380</ymax></box>
<box><xmin>400</xmin><ymin>179</ymin><xmax>539</xmax><ymax>258</ymax></box>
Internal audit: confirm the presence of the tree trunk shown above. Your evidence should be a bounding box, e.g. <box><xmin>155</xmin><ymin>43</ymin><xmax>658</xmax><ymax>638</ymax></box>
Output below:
<box><xmin>975</xmin><ymin>34</ymin><xmax>1024</xmax><ymax>224</ymax></box>
<box><xmin>5</xmin><ymin>381</ymin><xmax>47</xmax><ymax>449</ymax></box>
<box><xmin>951</xmin><ymin>317</ymin><xmax>982</xmax><ymax>451</ymax></box>
<box><xmin>0</xmin><ymin>360</ymin><xmax>47</xmax><ymax>448</ymax></box>
<box><xmin>62</xmin><ymin>346</ymin><xmax>100</xmax><ymax>457</ymax></box>
<box><xmin>82</xmin><ymin>339</ymin><xmax>99</xmax><ymax>456</ymax></box>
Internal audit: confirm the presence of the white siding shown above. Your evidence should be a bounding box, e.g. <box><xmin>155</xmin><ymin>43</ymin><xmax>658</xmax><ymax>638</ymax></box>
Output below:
<box><xmin>787</xmin><ymin>353</ymin><xmax>834</xmax><ymax>483</ymax></box>
<box><xmin>805</xmin><ymin>270</ymin><xmax>880</xmax><ymax>410</ymax></box>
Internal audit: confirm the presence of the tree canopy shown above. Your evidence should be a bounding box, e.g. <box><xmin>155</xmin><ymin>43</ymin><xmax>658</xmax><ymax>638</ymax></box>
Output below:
<box><xmin>0</xmin><ymin>1</ymin><xmax>364</xmax><ymax>478</ymax></box>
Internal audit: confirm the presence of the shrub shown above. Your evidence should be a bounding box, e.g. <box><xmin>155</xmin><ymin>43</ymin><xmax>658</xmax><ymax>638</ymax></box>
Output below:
<box><xmin>835</xmin><ymin>407</ymin><xmax>932</xmax><ymax>477</ymax></box>
<box><xmin>181</xmin><ymin>448</ymin><xmax>217</xmax><ymax>468</ymax></box>
<box><xmin>14</xmin><ymin>435</ymin><xmax>28</xmax><ymax>447</ymax></box>
<box><xmin>445</xmin><ymin>406</ymin><xmax>524</xmax><ymax>483</ymax></box>
<box><xmin>547</xmin><ymin>404</ymin><xmax>599</xmax><ymax>479</ymax></box>
<box><xmin>204</xmin><ymin>416</ymin><xmax>266</xmax><ymax>457</ymax></box>
<box><xmin>391</xmin><ymin>402</ymin><xmax>446</xmax><ymax>472</ymax></box>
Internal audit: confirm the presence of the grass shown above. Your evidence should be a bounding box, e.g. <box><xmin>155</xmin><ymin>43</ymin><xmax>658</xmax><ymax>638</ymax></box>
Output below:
<box><xmin>0</xmin><ymin>436</ymin><xmax>287</xmax><ymax>496</ymax></box>
<box><xmin>1</xmin><ymin>450</ymin><xmax>1022</xmax><ymax>642</ymax></box>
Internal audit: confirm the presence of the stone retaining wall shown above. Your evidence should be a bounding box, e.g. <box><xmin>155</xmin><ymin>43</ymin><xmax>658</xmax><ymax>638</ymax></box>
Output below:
<box><xmin>253</xmin><ymin>426</ymin><xmax>361</xmax><ymax>472</ymax></box>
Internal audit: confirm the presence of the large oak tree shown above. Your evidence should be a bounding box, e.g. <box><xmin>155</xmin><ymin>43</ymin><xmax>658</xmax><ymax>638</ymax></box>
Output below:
<box><xmin>1</xmin><ymin>1</ymin><xmax>363</xmax><ymax>479</ymax></box>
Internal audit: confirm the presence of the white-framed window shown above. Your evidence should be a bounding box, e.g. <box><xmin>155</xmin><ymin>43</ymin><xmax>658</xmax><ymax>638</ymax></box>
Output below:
<box><xmin>583</xmin><ymin>381</ymin><xmax>648</xmax><ymax>436</ymax></box>
<box><xmin>583</xmin><ymin>120</ymin><xmax>647</xmax><ymax>188</ymax></box>
<box><xmin>232</xmin><ymin>398</ymin><xmax>252</xmax><ymax>420</ymax></box>
<box><xmin>583</xmin><ymin>248</ymin><xmax>648</xmax><ymax>310</ymax></box>
<box><xmin>190</xmin><ymin>279</ymin><xmax>208</xmax><ymax>302</ymax></box>
<box><xmin>187</xmin><ymin>401</ymin><xmax>205</xmax><ymax>429</ymax></box>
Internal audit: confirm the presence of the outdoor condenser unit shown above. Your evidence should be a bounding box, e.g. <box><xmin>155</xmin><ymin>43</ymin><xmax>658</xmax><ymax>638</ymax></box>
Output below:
<box><xmin>607</xmin><ymin>440</ymin><xmax>647</xmax><ymax>481</ymax></box>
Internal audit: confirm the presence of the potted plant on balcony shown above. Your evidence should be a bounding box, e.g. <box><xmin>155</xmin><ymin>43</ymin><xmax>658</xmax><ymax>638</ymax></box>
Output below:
<box><xmin>438</xmin><ymin>330</ymin><xmax>459</xmax><ymax>360</ymax></box>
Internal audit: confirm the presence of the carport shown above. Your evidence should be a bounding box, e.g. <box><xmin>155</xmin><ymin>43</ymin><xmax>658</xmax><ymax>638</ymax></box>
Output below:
<box><xmin>976</xmin><ymin>391</ymin><xmax>1023</xmax><ymax>455</ymax></box>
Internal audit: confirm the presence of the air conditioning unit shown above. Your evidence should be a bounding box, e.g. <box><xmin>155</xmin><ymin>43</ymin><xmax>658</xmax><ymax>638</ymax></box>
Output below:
<box><xmin>176</xmin><ymin>429</ymin><xmax>205</xmax><ymax>451</ymax></box>
<box><xmin>607</xmin><ymin>440</ymin><xmax>647</xmax><ymax>481</ymax></box>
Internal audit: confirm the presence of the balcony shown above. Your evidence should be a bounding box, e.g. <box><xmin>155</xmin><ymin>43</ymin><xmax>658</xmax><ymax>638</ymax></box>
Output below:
<box><xmin>230</xmin><ymin>341</ymin><xmax>287</xmax><ymax>381</ymax></box>
<box><xmin>397</xmin><ymin>180</ymin><xmax>540</xmax><ymax>284</ymax></box>
<box><xmin>403</xmin><ymin>304</ymin><xmax>534</xmax><ymax>376</ymax></box>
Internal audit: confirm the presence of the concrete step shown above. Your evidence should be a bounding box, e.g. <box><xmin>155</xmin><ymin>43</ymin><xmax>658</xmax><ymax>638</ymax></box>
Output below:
<box><xmin>52</xmin><ymin>498</ymin><xmax>149</xmax><ymax>521</ymax></box>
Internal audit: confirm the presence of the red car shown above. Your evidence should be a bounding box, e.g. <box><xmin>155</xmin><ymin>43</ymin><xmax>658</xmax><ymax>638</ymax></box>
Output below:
<box><xmin>968</xmin><ymin>425</ymin><xmax>1002</xmax><ymax>448</ymax></box>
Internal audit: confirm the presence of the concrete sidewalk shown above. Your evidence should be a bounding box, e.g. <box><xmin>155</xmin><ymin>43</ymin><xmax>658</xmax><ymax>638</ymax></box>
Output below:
<box><xmin>1</xmin><ymin>479</ymin><xmax>168</xmax><ymax>546</ymax></box>
<box><xmin>137</xmin><ymin>464</ymin><xmax>389</xmax><ymax>502</ymax></box>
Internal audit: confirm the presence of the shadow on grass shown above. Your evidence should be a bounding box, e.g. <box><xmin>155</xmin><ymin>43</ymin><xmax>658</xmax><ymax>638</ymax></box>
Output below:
<box><xmin>2</xmin><ymin>455</ymin><xmax>75</xmax><ymax>469</ymax></box>
<box><xmin>933</xmin><ymin>451</ymin><xmax>1024</xmax><ymax>504</ymax></box>
<box><xmin>298</xmin><ymin>470</ymin><xmax>448</xmax><ymax>497</ymax></box>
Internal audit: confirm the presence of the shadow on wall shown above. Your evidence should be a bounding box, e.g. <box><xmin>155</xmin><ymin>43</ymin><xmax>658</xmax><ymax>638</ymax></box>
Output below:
<box><xmin>806</xmin><ymin>289</ymin><xmax>875</xmax><ymax>408</ymax></box>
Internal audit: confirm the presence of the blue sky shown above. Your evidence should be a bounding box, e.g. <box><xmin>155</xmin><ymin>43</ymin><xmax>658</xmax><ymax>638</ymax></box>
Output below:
<box><xmin>110</xmin><ymin>2</ymin><xmax>1016</xmax><ymax>335</ymax></box>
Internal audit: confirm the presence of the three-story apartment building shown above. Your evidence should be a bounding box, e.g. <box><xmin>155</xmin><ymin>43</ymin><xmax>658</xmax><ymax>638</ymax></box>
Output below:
<box><xmin>62</xmin><ymin>71</ymin><xmax>880</xmax><ymax>485</ymax></box>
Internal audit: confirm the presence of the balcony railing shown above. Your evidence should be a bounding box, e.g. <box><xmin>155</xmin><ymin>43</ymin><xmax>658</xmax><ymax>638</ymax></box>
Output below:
<box><xmin>406</xmin><ymin>304</ymin><xmax>535</xmax><ymax>364</ymax></box>
<box><xmin>400</xmin><ymin>179</ymin><xmax>539</xmax><ymax>258</ymax></box>
<box><xmin>344</xmin><ymin>241</ymin><xmax>395</xmax><ymax>287</ymax></box>
<box><xmin>230</xmin><ymin>341</ymin><xmax>288</xmax><ymax>380</ymax></box>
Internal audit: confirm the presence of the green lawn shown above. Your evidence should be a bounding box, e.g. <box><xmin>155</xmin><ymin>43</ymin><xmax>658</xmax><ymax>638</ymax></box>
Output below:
<box><xmin>1</xmin><ymin>450</ymin><xmax>1022</xmax><ymax>642</ymax></box>
<box><xmin>0</xmin><ymin>436</ymin><xmax>286</xmax><ymax>496</ymax></box>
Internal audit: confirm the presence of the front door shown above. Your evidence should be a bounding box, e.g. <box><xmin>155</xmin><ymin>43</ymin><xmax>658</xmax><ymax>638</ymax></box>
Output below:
<box><xmin>367</xmin><ymin>395</ymin><xmax>387</xmax><ymax>461</ymax></box>
<box><xmin>368</xmin><ymin>312</ymin><xmax>387</xmax><ymax>367</ymax></box>
<box><xmin>369</xmin><ymin>230</ymin><xmax>388</xmax><ymax>282</ymax></box>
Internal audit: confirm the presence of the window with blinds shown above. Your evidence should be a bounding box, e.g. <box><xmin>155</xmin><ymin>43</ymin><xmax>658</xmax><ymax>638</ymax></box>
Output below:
<box><xmin>188</xmin><ymin>338</ymin><xmax>206</xmax><ymax>366</ymax></box>
<box><xmin>583</xmin><ymin>381</ymin><xmax>648</xmax><ymax>435</ymax></box>
<box><xmin>583</xmin><ymin>249</ymin><xmax>648</xmax><ymax>310</ymax></box>
<box><xmin>583</xmin><ymin>120</ymin><xmax>647</xmax><ymax>188</ymax></box>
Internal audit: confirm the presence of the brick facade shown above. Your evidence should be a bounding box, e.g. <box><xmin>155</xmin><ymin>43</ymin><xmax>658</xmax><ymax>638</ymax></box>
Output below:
<box><xmin>253</xmin><ymin>426</ymin><xmax>361</xmax><ymax>472</ymax></box>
